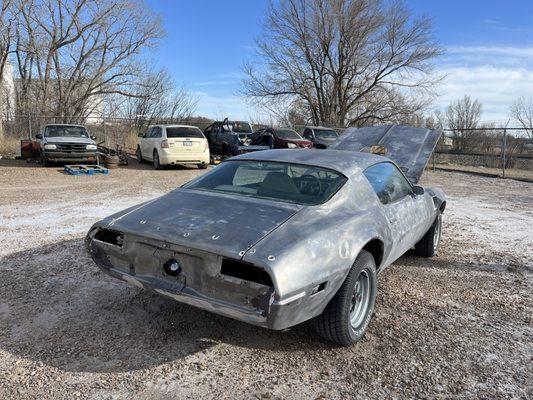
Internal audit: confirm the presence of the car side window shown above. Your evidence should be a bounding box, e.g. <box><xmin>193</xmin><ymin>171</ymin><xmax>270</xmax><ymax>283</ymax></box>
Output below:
<box><xmin>145</xmin><ymin>127</ymin><xmax>154</xmax><ymax>138</ymax></box>
<box><xmin>152</xmin><ymin>127</ymin><xmax>162</xmax><ymax>138</ymax></box>
<box><xmin>363</xmin><ymin>162</ymin><xmax>412</xmax><ymax>204</ymax></box>
<box><xmin>303</xmin><ymin>129</ymin><xmax>313</xmax><ymax>139</ymax></box>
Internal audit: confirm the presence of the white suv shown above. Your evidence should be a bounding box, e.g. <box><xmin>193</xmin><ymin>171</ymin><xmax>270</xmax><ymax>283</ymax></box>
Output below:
<box><xmin>137</xmin><ymin>125</ymin><xmax>210</xmax><ymax>169</ymax></box>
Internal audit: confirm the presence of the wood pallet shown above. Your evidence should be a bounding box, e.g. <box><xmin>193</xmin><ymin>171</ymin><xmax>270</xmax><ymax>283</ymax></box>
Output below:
<box><xmin>64</xmin><ymin>165</ymin><xmax>109</xmax><ymax>176</ymax></box>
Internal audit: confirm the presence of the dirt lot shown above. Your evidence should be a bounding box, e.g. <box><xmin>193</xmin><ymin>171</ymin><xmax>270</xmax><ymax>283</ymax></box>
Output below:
<box><xmin>0</xmin><ymin>159</ymin><xmax>531</xmax><ymax>399</ymax></box>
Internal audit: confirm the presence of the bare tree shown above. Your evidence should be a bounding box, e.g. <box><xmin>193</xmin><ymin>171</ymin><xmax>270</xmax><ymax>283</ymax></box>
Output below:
<box><xmin>510</xmin><ymin>96</ymin><xmax>533</xmax><ymax>139</ymax></box>
<box><xmin>0</xmin><ymin>0</ymin><xmax>16</xmax><ymax>140</ymax></box>
<box><xmin>119</xmin><ymin>68</ymin><xmax>199</xmax><ymax>128</ymax></box>
<box><xmin>242</xmin><ymin>0</ymin><xmax>442</xmax><ymax>126</ymax></box>
<box><xmin>445</xmin><ymin>95</ymin><xmax>482</xmax><ymax>151</ymax></box>
<box><xmin>13</xmin><ymin>0</ymin><xmax>163</xmax><ymax>122</ymax></box>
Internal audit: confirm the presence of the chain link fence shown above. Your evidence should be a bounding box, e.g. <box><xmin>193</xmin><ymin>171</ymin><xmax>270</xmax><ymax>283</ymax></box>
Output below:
<box><xmin>1</xmin><ymin>115</ymin><xmax>532</xmax><ymax>180</ymax></box>
<box><xmin>431</xmin><ymin>128</ymin><xmax>533</xmax><ymax>181</ymax></box>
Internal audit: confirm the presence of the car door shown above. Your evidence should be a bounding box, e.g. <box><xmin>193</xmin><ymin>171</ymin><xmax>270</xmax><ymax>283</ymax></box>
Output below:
<box><xmin>363</xmin><ymin>162</ymin><xmax>427</xmax><ymax>261</ymax></box>
<box><xmin>151</xmin><ymin>127</ymin><xmax>162</xmax><ymax>158</ymax></box>
<box><xmin>140</xmin><ymin>128</ymin><xmax>153</xmax><ymax>160</ymax></box>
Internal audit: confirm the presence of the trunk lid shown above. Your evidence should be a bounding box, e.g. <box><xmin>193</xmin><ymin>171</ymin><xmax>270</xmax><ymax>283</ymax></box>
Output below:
<box><xmin>167</xmin><ymin>137</ymin><xmax>207</xmax><ymax>154</ymax></box>
<box><xmin>330</xmin><ymin>125</ymin><xmax>442</xmax><ymax>183</ymax></box>
<box><xmin>103</xmin><ymin>189</ymin><xmax>301</xmax><ymax>258</ymax></box>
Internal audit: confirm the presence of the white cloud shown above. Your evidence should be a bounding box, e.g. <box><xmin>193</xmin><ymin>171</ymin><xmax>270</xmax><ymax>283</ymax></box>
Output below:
<box><xmin>193</xmin><ymin>80</ymin><xmax>235</xmax><ymax>87</ymax></box>
<box><xmin>433</xmin><ymin>46</ymin><xmax>533</xmax><ymax>121</ymax></box>
<box><xmin>446</xmin><ymin>46</ymin><xmax>533</xmax><ymax>58</ymax></box>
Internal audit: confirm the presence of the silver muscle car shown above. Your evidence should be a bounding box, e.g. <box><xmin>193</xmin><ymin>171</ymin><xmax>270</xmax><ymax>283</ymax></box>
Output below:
<box><xmin>86</xmin><ymin>125</ymin><xmax>445</xmax><ymax>346</ymax></box>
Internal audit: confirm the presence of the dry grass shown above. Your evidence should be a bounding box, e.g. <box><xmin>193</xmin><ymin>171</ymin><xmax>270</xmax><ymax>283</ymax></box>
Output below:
<box><xmin>0</xmin><ymin>136</ymin><xmax>20</xmax><ymax>157</ymax></box>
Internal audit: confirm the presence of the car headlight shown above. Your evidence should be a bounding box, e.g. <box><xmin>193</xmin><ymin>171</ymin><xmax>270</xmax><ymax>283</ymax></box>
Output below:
<box><xmin>86</xmin><ymin>144</ymin><xmax>97</xmax><ymax>150</ymax></box>
<box><xmin>287</xmin><ymin>143</ymin><xmax>297</xmax><ymax>149</ymax></box>
<box><xmin>43</xmin><ymin>144</ymin><xmax>57</xmax><ymax>150</ymax></box>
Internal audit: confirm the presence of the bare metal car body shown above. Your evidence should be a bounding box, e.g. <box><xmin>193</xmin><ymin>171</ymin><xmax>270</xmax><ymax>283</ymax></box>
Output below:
<box><xmin>86</xmin><ymin>125</ymin><xmax>444</xmax><ymax>334</ymax></box>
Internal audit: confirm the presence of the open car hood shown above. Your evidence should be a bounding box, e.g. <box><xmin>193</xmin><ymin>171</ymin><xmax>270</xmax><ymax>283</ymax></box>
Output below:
<box><xmin>330</xmin><ymin>125</ymin><xmax>442</xmax><ymax>183</ymax></box>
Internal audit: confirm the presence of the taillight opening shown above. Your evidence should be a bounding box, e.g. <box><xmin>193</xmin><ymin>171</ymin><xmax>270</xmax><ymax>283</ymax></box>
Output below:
<box><xmin>221</xmin><ymin>258</ymin><xmax>273</xmax><ymax>287</ymax></box>
<box><xmin>93</xmin><ymin>229</ymin><xmax>124</xmax><ymax>247</ymax></box>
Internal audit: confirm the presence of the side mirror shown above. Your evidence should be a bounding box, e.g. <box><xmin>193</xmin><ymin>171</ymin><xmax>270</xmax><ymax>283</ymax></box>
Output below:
<box><xmin>90</xmin><ymin>135</ymin><xmax>96</xmax><ymax>140</ymax></box>
<box><xmin>35</xmin><ymin>133</ymin><xmax>43</xmax><ymax>139</ymax></box>
<box><xmin>412</xmin><ymin>185</ymin><xmax>424</xmax><ymax>196</ymax></box>
<box><xmin>138</xmin><ymin>132</ymin><xmax>145</xmax><ymax>138</ymax></box>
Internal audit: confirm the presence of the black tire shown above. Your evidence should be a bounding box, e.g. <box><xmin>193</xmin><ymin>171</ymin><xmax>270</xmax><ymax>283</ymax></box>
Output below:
<box><xmin>41</xmin><ymin>154</ymin><xmax>51</xmax><ymax>167</ymax></box>
<box><xmin>314</xmin><ymin>250</ymin><xmax>377</xmax><ymax>346</ymax></box>
<box><xmin>153</xmin><ymin>150</ymin><xmax>163</xmax><ymax>170</ymax></box>
<box><xmin>221</xmin><ymin>143</ymin><xmax>230</xmax><ymax>155</ymax></box>
<box><xmin>198</xmin><ymin>163</ymin><xmax>208</xmax><ymax>169</ymax></box>
<box><xmin>136</xmin><ymin>146</ymin><xmax>144</xmax><ymax>163</ymax></box>
<box><xmin>414</xmin><ymin>213</ymin><xmax>442</xmax><ymax>257</ymax></box>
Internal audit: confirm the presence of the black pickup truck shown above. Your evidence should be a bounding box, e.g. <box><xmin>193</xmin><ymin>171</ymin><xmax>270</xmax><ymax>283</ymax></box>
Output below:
<box><xmin>203</xmin><ymin>119</ymin><xmax>269</xmax><ymax>156</ymax></box>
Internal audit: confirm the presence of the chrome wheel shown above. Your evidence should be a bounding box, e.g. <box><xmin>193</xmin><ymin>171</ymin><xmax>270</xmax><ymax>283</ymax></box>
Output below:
<box><xmin>349</xmin><ymin>268</ymin><xmax>371</xmax><ymax>329</ymax></box>
<box><xmin>433</xmin><ymin>214</ymin><xmax>442</xmax><ymax>252</ymax></box>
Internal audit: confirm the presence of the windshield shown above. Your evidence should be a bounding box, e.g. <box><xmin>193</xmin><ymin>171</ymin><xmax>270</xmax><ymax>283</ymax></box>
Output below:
<box><xmin>183</xmin><ymin>160</ymin><xmax>347</xmax><ymax>205</ymax></box>
<box><xmin>166</xmin><ymin>127</ymin><xmax>205</xmax><ymax>138</ymax></box>
<box><xmin>315</xmin><ymin>129</ymin><xmax>339</xmax><ymax>140</ymax></box>
<box><xmin>44</xmin><ymin>125</ymin><xmax>88</xmax><ymax>138</ymax></box>
<box><xmin>228</xmin><ymin>121</ymin><xmax>253</xmax><ymax>133</ymax></box>
<box><xmin>276</xmin><ymin>129</ymin><xmax>303</xmax><ymax>140</ymax></box>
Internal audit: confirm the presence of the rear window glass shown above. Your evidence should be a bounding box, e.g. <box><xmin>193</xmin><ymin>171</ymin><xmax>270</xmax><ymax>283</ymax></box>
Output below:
<box><xmin>183</xmin><ymin>160</ymin><xmax>347</xmax><ymax>205</ymax></box>
<box><xmin>315</xmin><ymin>129</ymin><xmax>338</xmax><ymax>139</ymax></box>
<box><xmin>166</xmin><ymin>127</ymin><xmax>204</xmax><ymax>138</ymax></box>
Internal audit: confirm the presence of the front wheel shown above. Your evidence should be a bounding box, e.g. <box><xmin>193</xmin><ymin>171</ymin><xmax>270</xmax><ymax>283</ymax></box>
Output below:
<box><xmin>198</xmin><ymin>163</ymin><xmax>208</xmax><ymax>169</ymax></box>
<box><xmin>414</xmin><ymin>213</ymin><xmax>442</xmax><ymax>257</ymax></box>
<box><xmin>314</xmin><ymin>250</ymin><xmax>377</xmax><ymax>346</ymax></box>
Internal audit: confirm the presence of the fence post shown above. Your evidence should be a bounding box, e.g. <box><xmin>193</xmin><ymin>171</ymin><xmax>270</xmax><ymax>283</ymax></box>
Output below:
<box><xmin>502</xmin><ymin>128</ymin><xmax>507</xmax><ymax>179</ymax></box>
<box><xmin>103</xmin><ymin>116</ymin><xmax>107</xmax><ymax>147</ymax></box>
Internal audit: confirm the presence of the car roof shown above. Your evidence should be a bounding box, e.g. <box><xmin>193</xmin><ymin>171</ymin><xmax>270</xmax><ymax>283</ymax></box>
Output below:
<box><xmin>150</xmin><ymin>124</ymin><xmax>200</xmax><ymax>129</ymax></box>
<box><xmin>44</xmin><ymin>124</ymin><xmax>86</xmax><ymax>128</ymax></box>
<box><xmin>230</xmin><ymin>149</ymin><xmax>389</xmax><ymax>177</ymax></box>
<box><xmin>305</xmin><ymin>126</ymin><xmax>336</xmax><ymax>130</ymax></box>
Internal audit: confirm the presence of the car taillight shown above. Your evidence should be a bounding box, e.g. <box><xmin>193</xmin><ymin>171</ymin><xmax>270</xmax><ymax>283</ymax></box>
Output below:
<box><xmin>161</xmin><ymin>139</ymin><xmax>169</xmax><ymax>148</ymax></box>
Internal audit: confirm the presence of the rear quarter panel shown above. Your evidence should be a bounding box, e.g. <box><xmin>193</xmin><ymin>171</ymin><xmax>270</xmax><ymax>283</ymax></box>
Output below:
<box><xmin>242</xmin><ymin>174</ymin><xmax>392</xmax><ymax>302</ymax></box>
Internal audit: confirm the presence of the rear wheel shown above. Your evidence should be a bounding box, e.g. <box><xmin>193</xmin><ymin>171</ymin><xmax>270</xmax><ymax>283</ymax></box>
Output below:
<box><xmin>153</xmin><ymin>150</ymin><xmax>163</xmax><ymax>170</ymax></box>
<box><xmin>198</xmin><ymin>163</ymin><xmax>208</xmax><ymax>169</ymax></box>
<box><xmin>314</xmin><ymin>250</ymin><xmax>377</xmax><ymax>346</ymax></box>
<box><xmin>136</xmin><ymin>146</ymin><xmax>144</xmax><ymax>163</ymax></box>
<box><xmin>414</xmin><ymin>213</ymin><xmax>442</xmax><ymax>257</ymax></box>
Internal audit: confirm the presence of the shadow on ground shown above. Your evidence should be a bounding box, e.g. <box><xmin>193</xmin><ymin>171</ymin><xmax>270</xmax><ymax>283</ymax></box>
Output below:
<box><xmin>0</xmin><ymin>238</ymin><xmax>319</xmax><ymax>374</ymax></box>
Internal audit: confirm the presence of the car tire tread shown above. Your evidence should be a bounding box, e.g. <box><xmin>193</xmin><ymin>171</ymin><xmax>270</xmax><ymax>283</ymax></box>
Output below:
<box><xmin>314</xmin><ymin>250</ymin><xmax>377</xmax><ymax>346</ymax></box>
<box><xmin>414</xmin><ymin>213</ymin><xmax>441</xmax><ymax>257</ymax></box>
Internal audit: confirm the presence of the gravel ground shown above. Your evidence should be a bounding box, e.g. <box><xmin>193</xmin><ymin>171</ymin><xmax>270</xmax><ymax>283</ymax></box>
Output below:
<box><xmin>0</xmin><ymin>159</ymin><xmax>532</xmax><ymax>399</ymax></box>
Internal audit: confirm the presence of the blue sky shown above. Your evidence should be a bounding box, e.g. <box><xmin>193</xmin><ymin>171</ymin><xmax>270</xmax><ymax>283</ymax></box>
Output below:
<box><xmin>146</xmin><ymin>0</ymin><xmax>533</xmax><ymax>122</ymax></box>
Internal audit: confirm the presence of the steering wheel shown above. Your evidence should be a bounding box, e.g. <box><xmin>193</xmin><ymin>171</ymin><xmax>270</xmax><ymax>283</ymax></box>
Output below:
<box><xmin>299</xmin><ymin>174</ymin><xmax>322</xmax><ymax>196</ymax></box>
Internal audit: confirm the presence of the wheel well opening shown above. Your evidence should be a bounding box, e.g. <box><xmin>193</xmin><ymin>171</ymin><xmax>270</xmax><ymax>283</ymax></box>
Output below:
<box><xmin>362</xmin><ymin>239</ymin><xmax>384</xmax><ymax>269</ymax></box>
<box><xmin>221</xmin><ymin>142</ymin><xmax>229</xmax><ymax>154</ymax></box>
